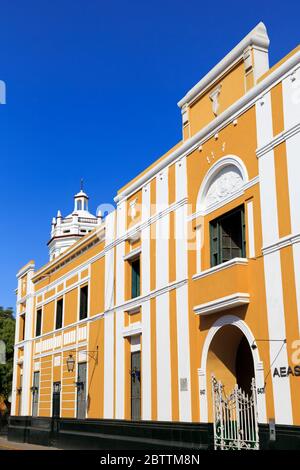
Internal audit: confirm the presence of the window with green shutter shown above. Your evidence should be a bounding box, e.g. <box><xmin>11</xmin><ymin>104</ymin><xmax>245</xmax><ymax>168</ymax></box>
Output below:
<box><xmin>79</xmin><ymin>285</ymin><xmax>88</xmax><ymax>320</ymax></box>
<box><xmin>131</xmin><ymin>258</ymin><xmax>140</xmax><ymax>299</ymax></box>
<box><xmin>210</xmin><ymin>206</ymin><xmax>246</xmax><ymax>267</ymax></box>
<box><xmin>35</xmin><ymin>309</ymin><xmax>42</xmax><ymax>337</ymax></box>
<box><xmin>56</xmin><ymin>298</ymin><xmax>63</xmax><ymax>330</ymax></box>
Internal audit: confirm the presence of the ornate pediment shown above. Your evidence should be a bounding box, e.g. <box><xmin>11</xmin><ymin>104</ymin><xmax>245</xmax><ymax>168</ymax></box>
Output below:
<box><xmin>205</xmin><ymin>165</ymin><xmax>244</xmax><ymax>209</ymax></box>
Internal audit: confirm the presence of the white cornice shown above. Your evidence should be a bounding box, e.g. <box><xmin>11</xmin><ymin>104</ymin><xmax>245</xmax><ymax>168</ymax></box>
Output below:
<box><xmin>114</xmin><ymin>50</ymin><xmax>300</xmax><ymax>204</ymax></box>
<box><xmin>178</xmin><ymin>22</ymin><xmax>269</xmax><ymax>108</ymax></box>
<box><xmin>193</xmin><ymin>293</ymin><xmax>250</xmax><ymax>316</ymax></box>
<box><xmin>17</xmin><ymin>262</ymin><xmax>35</xmax><ymax>279</ymax></box>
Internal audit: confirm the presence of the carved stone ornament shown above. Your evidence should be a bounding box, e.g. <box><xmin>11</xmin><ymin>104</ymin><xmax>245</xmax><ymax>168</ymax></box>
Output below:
<box><xmin>209</xmin><ymin>84</ymin><xmax>222</xmax><ymax>116</ymax></box>
<box><xmin>129</xmin><ymin>199</ymin><xmax>137</xmax><ymax>220</ymax></box>
<box><xmin>205</xmin><ymin>165</ymin><xmax>244</xmax><ymax>209</ymax></box>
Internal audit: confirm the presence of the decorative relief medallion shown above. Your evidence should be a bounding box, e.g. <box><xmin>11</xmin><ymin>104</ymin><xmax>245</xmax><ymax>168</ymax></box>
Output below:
<box><xmin>205</xmin><ymin>165</ymin><xmax>243</xmax><ymax>208</ymax></box>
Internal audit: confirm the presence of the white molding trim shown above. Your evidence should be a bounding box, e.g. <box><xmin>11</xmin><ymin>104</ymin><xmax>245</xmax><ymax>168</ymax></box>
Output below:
<box><xmin>122</xmin><ymin>322</ymin><xmax>142</xmax><ymax>338</ymax></box>
<box><xmin>177</xmin><ymin>22</ymin><xmax>269</xmax><ymax>108</ymax></box>
<box><xmin>123</xmin><ymin>247</ymin><xmax>141</xmax><ymax>262</ymax></box>
<box><xmin>256</xmin><ymin>121</ymin><xmax>300</xmax><ymax>159</ymax></box>
<box><xmin>114</xmin><ymin>52</ymin><xmax>300</xmax><ymax>204</ymax></box>
<box><xmin>194</xmin><ymin>293</ymin><xmax>250</xmax><ymax>316</ymax></box>
<box><xmin>192</xmin><ymin>257</ymin><xmax>248</xmax><ymax>281</ymax></box>
<box><xmin>262</xmin><ymin>232</ymin><xmax>300</xmax><ymax>256</ymax></box>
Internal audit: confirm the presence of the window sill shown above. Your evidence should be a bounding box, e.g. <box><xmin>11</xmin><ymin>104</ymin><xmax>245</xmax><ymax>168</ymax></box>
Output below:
<box><xmin>192</xmin><ymin>257</ymin><xmax>248</xmax><ymax>281</ymax></box>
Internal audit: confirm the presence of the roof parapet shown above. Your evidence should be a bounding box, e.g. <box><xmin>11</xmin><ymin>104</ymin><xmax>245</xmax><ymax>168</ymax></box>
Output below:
<box><xmin>177</xmin><ymin>22</ymin><xmax>270</xmax><ymax>108</ymax></box>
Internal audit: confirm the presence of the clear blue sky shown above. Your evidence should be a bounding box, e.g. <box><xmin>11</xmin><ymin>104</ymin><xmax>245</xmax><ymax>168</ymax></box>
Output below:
<box><xmin>0</xmin><ymin>0</ymin><xmax>299</xmax><ymax>309</ymax></box>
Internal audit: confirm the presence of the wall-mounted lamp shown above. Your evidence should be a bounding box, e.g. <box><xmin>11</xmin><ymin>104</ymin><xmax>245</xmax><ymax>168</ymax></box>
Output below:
<box><xmin>66</xmin><ymin>346</ymin><xmax>99</xmax><ymax>373</ymax></box>
<box><xmin>66</xmin><ymin>354</ymin><xmax>75</xmax><ymax>372</ymax></box>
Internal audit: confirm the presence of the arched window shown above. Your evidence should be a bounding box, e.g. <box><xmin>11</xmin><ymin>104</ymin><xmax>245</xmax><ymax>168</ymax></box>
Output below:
<box><xmin>196</xmin><ymin>156</ymin><xmax>249</xmax><ymax>267</ymax></box>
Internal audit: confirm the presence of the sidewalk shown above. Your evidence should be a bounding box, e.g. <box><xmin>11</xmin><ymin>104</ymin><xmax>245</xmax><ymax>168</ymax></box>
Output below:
<box><xmin>0</xmin><ymin>436</ymin><xmax>57</xmax><ymax>450</ymax></box>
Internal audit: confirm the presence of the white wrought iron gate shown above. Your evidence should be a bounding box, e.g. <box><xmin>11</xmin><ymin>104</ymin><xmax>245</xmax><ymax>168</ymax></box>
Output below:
<box><xmin>211</xmin><ymin>375</ymin><xmax>259</xmax><ymax>450</ymax></box>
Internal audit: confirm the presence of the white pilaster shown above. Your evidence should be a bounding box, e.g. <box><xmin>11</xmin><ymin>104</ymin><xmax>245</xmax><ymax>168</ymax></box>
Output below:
<box><xmin>141</xmin><ymin>183</ymin><xmax>152</xmax><ymax>419</ymax></box>
<box><xmin>115</xmin><ymin>201</ymin><xmax>126</xmax><ymax>419</ymax></box>
<box><xmin>103</xmin><ymin>211</ymin><xmax>115</xmax><ymax>418</ymax></box>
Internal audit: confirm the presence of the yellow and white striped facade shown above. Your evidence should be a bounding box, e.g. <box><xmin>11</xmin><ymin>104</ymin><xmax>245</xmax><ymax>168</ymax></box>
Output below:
<box><xmin>12</xmin><ymin>23</ymin><xmax>300</xmax><ymax>428</ymax></box>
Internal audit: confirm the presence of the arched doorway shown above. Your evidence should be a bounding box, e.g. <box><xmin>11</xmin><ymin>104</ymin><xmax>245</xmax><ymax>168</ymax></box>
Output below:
<box><xmin>206</xmin><ymin>324</ymin><xmax>255</xmax><ymax>396</ymax></box>
<box><xmin>198</xmin><ymin>315</ymin><xmax>267</xmax><ymax>424</ymax></box>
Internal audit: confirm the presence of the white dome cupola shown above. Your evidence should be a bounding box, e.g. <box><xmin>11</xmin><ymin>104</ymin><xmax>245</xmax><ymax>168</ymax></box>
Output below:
<box><xmin>73</xmin><ymin>189</ymin><xmax>89</xmax><ymax>214</ymax></box>
<box><xmin>48</xmin><ymin>183</ymin><xmax>102</xmax><ymax>261</ymax></box>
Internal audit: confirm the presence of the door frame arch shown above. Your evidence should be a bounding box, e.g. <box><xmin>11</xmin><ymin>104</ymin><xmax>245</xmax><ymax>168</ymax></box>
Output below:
<box><xmin>197</xmin><ymin>314</ymin><xmax>267</xmax><ymax>423</ymax></box>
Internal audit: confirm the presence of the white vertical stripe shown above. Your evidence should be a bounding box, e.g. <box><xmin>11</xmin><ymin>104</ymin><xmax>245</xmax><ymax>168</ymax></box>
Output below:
<box><xmin>105</xmin><ymin>211</ymin><xmax>115</xmax><ymax>311</ymax></box>
<box><xmin>175</xmin><ymin>204</ymin><xmax>188</xmax><ymax>281</ymax></box>
<box><xmin>103</xmin><ymin>311</ymin><xmax>114</xmax><ymax>418</ymax></box>
<box><xmin>141</xmin><ymin>183</ymin><xmax>152</xmax><ymax>419</ymax></box>
<box><xmin>175</xmin><ymin>155</ymin><xmax>191</xmax><ymax>421</ymax></box>
<box><xmin>246</xmin><ymin>200</ymin><xmax>255</xmax><ymax>258</ymax></box>
<box><xmin>141</xmin><ymin>183</ymin><xmax>151</xmax><ymax>295</ymax></box>
<box><xmin>176</xmin><ymin>284</ymin><xmax>191</xmax><ymax>421</ymax></box>
<box><xmin>286</xmin><ymin>133</ymin><xmax>300</xmax><ymax>235</ymax></box>
<box><xmin>141</xmin><ymin>300</ymin><xmax>151</xmax><ymax>420</ymax></box>
<box><xmin>156</xmin><ymin>293</ymin><xmax>172</xmax><ymax>421</ymax></box>
<box><xmin>115</xmin><ymin>202</ymin><xmax>126</xmax><ymax>419</ymax></box>
<box><xmin>115</xmin><ymin>309</ymin><xmax>124</xmax><ymax>419</ymax></box>
<box><xmin>156</xmin><ymin>167</ymin><xmax>169</xmax><ymax>210</ymax></box>
<box><xmin>156</xmin><ymin>215</ymin><xmax>169</xmax><ymax>288</ymax></box>
<box><xmin>282</xmin><ymin>67</ymin><xmax>300</xmax><ymax>131</ymax></box>
<box><xmin>255</xmin><ymin>91</ymin><xmax>273</xmax><ymax>147</ymax></box>
<box><xmin>104</xmin><ymin>211</ymin><xmax>115</xmax><ymax>418</ymax></box>
<box><xmin>258</xmin><ymin>151</ymin><xmax>278</xmax><ymax>247</ymax></box>
<box><xmin>142</xmin><ymin>183</ymin><xmax>151</xmax><ymax>222</ymax></box>
<box><xmin>156</xmin><ymin>169</ymin><xmax>169</xmax><ymax>289</ymax></box>
<box><xmin>263</xmin><ymin>252</ymin><xmax>293</xmax><ymax>424</ymax></box>
<box><xmin>175</xmin><ymin>157</ymin><xmax>187</xmax><ymax>201</ymax></box>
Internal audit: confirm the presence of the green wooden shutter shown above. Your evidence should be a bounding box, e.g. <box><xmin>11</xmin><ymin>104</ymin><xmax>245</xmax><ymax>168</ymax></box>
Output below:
<box><xmin>210</xmin><ymin>221</ymin><xmax>220</xmax><ymax>267</ymax></box>
<box><xmin>131</xmin><ymin>258</ymin><xmax>140</xmax><ymax>298</ymax></box>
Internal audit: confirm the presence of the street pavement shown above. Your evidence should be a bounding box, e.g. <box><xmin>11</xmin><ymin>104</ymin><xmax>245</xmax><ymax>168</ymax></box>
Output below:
<box><xmin>0</xmin><ymin>436</ymin><xmax>57</xmax><ymax>450</ymax></box>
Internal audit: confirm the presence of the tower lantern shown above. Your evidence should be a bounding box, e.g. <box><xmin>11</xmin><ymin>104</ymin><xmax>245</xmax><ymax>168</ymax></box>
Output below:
<box><xmin>48</xmin><ymin>184</ymin><xmax>101</xmax><ymax>261</ymax></box>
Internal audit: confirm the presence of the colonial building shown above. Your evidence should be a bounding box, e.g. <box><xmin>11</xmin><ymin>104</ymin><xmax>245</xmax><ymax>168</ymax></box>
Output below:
<box><xmin>9</xmin><ymin>23</ymin><xmax>300</xmax><ymax>449</ymax></box>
